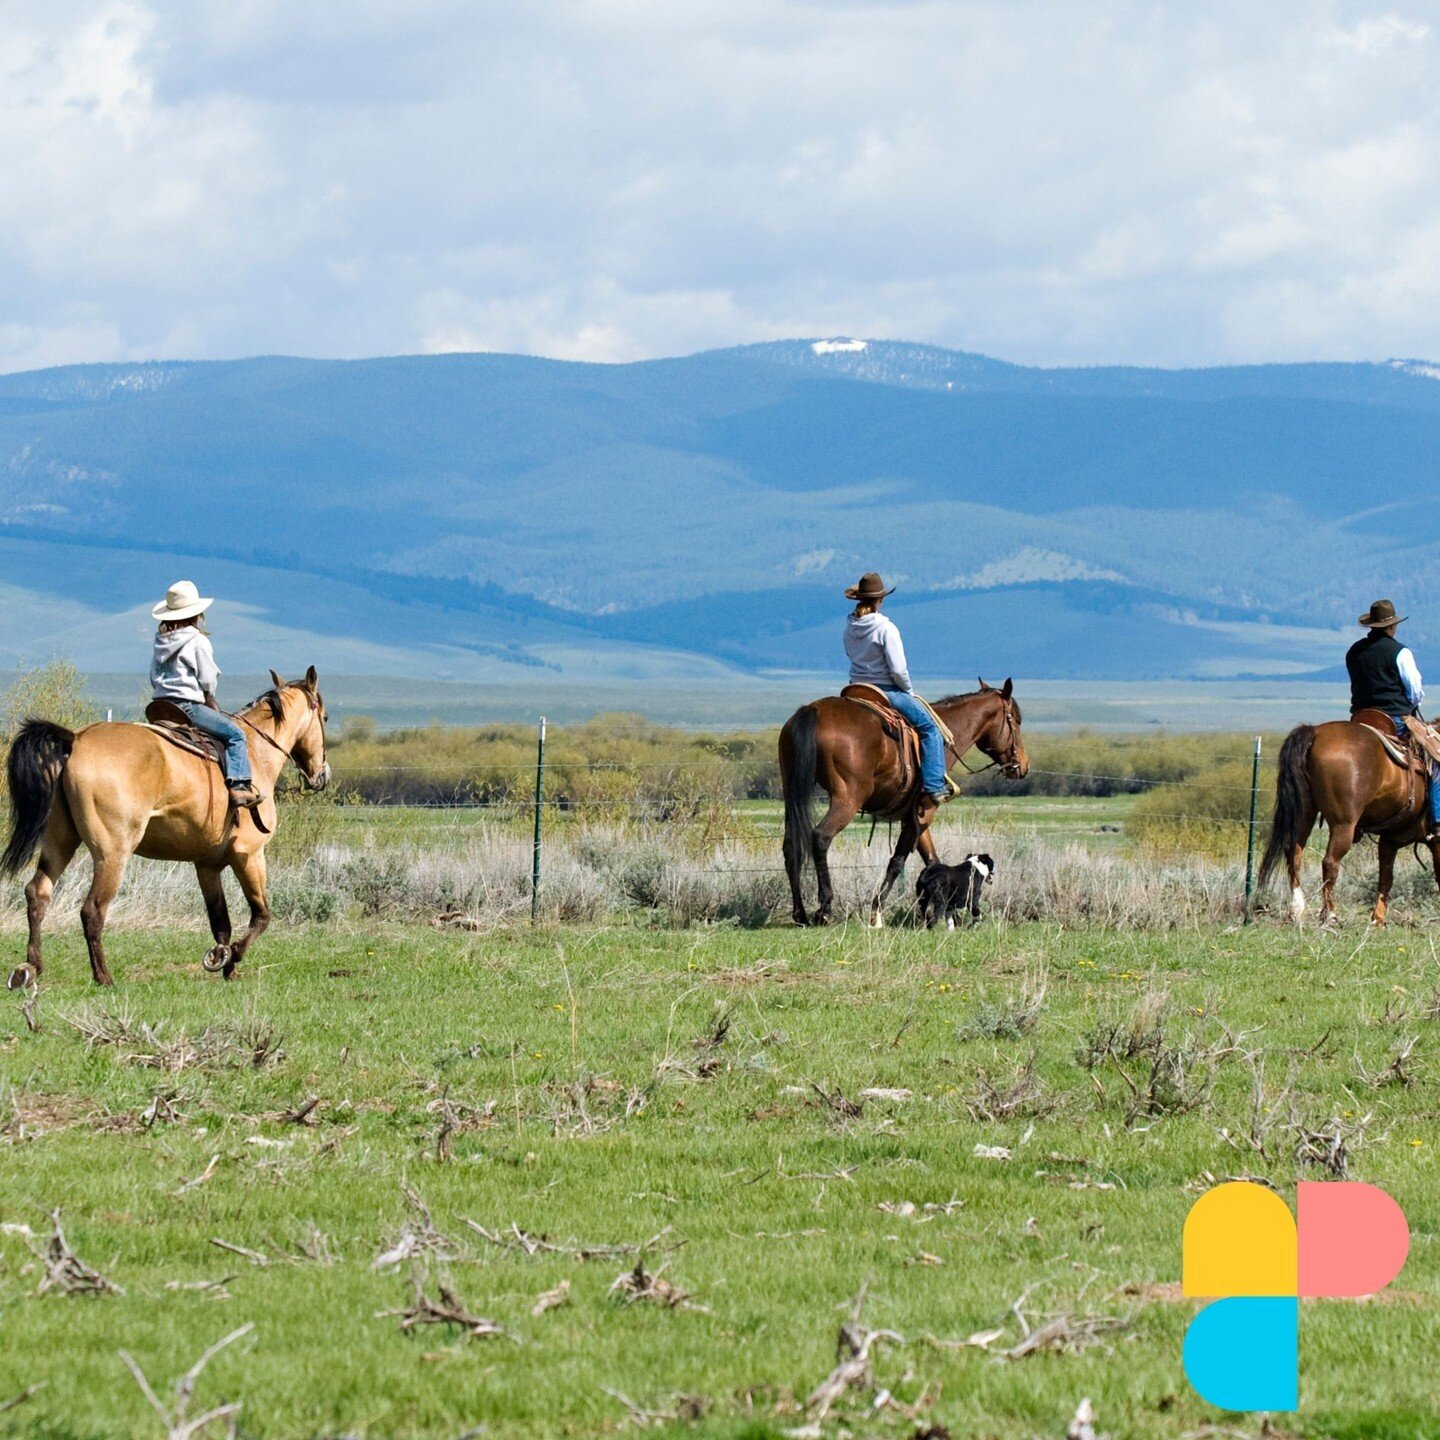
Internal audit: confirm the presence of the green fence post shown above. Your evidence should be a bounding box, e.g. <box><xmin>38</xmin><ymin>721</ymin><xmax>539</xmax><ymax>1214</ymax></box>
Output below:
<box><xmin>1243</xmin><ymin>735</ymin><xmax>1262</xmax><ymax>923</ymax></box>
<box><xmin>531</xmin><ymin>716</ymin><xmax>546</xmax><ymax>924</ymax></box>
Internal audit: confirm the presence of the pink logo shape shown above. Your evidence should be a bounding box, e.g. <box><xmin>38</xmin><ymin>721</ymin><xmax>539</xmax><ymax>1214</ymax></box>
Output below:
<box><xmin>1296</xmin><ymin>1181</ymin><xmax>1409</xmax><ymax>1298</ymax></box>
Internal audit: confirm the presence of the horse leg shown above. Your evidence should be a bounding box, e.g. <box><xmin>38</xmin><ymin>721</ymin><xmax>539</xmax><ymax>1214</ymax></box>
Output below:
<box><xmin>1286</xmin><ymin>808</ymin><xmax>1317</xmax><ymax>923</ymax></box>
<box><xmin>196</xmin><ymin>865</ymin><xmax>234</xmax><ymax>973</ymax></box>
<box><xmin>811</xmin><ymin>798</ymin><xmax>860</xmax><ymax>926</ymax></box>
<box><xmin>8</xmin><ymin>814</ymin><xmax>80</xmax><ymax>990</ymax></box>
<box><xmin>224</xmin><ymin>851</ymin><xmax>270</xmax><ymax>978</ymax></box>
<box><xmin>79</xmin><ymin>852</ymin><xmax>129</xmax><ymax>987</ymax></box>
<box><xmin>782</xmin><ymin>801</ymin><xmax>812</xmax><ymax>927</ymax></box>
<box><xmin>1319</xmin><ymin>821</ymin><xmax>1356</xmax><ymax>928</ymax></box>
<box><xmin>1370</xmin><ymin>838</ymin><xmax>1398</xmax><ymax>927</ymax></box>
<box><xmin>869</xmin><ymin>818</ymin><xmax>920</xmax><ymax>927</ymax></box>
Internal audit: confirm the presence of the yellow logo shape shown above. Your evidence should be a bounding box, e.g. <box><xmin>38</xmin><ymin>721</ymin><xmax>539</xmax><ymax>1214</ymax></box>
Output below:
<box><xmin>1183</xmin><ymin>1181</ymin><xmax>1297</xmax><ymax>1297</ymax></box>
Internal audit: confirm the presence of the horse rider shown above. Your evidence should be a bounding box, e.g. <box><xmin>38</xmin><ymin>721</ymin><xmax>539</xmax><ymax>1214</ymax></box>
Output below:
<box><xmin>1346</xmin><ymin>597</ymin><xmax>1439</xmax><ymax>840</ymax></box>
<box><xmin>843</xmin><ymin>571</ymin><xmax>949</xmax><ymax>823</ymax></box>
<box><xmin>150</xmin><ymin>580</ymin><xmax>262</xmax><ymax>808</ymax></box>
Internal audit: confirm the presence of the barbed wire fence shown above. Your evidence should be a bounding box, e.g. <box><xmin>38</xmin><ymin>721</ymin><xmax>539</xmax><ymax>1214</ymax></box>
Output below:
<box><xmin>287</xmin><ymin>718</ymin><xmax>1273</xmax><ymax>924</ymax></box>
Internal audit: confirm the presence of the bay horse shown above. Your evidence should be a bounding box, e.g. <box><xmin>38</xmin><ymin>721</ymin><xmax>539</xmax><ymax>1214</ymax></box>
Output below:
<box><xmin>1259</xmin><ymin>711</ymin><xmax>1438</xmax><ymax>927</ymax></box>
<box><xmin>780</xmin><ymin>679</ymin><xmax>1028</xmax><ymax>926</ymax></box>
<box><xmin>3</xmin><ymin>668</ymin><xmax>329</xmax><ymax>987</ymax></box>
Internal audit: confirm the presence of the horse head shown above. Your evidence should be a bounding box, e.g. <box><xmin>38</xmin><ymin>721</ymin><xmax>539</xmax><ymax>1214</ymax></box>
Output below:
<box><xmin>268</xmin><ymin>665</ymin><xmax>330</xmax><ymax>791</ymax></box>
<box><xmin>977</xmin><ymin>677</ymin><xmax>1028</xmax><ymax>779</ymax></box>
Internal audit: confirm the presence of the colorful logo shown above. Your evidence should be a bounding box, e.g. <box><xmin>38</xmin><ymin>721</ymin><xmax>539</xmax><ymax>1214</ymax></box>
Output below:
<box><xmin>1182</xmin><ymin>1181</ymin><xmax>1409</xmax><ymax>1410</ymax></box>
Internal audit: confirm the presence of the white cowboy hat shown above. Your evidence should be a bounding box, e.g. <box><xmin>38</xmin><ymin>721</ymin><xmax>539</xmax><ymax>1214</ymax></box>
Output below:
<box><xmin>151</xmin><ymin>580</ymin><xmax>214</xmax><ymax>622</ymax></box>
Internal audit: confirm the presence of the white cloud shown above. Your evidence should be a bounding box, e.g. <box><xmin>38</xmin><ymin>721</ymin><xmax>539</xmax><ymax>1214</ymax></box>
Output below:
<box><xmin>2</xmin><ymin>0</ymin><xmax>1439</xmax><ymax>371</ymax></box>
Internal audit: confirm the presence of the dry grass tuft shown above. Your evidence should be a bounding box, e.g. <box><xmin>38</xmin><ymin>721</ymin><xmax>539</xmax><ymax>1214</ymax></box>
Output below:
<box><xmin>66</xmin><ymin>1008</ymin><xmax>283</xmax><ymax>1072</ymax></box>
<box><xmin>30</xmin><ymin>1207</ymin><xmax>123</xmax><ymax>1296</ymax></box>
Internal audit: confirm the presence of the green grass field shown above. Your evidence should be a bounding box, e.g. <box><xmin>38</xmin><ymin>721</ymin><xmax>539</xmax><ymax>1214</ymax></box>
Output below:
<box><xmin>3</xmin><ymin>919</ymin><xmax>1438</xmax><ymax>1439</ymax></box>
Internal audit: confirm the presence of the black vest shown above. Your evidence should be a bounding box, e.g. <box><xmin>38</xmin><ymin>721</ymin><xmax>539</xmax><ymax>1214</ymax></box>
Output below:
<box><xmin>1347</xmin><ymin>633</ymin><xmax>1412</xmax><ymax>715</ymax></box>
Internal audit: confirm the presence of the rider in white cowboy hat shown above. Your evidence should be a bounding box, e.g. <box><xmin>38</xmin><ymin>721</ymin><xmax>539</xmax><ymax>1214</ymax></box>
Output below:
<box><xmin>149</xmin><ymin>581</ymin><xmax>262</xmax><ymax>808</ymax></box>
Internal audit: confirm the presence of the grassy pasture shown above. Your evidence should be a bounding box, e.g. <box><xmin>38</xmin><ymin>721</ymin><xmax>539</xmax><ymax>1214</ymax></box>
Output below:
<box><xmin>2</xmin><ymin>921</ymin><xmax>1439</xmax><ymax>1439</ymax></box>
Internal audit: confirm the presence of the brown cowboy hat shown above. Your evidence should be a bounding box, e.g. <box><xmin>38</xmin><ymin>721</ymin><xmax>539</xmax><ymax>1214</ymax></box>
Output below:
<box><xmin>1358</xmin><ymin>598</ymin><xmax>1407</xmax><ymax>628</ymax></box>
<box><xmin>844</xmin><ymin>572</ymin><xmax>895</xmax><ymax>601</ymax></box>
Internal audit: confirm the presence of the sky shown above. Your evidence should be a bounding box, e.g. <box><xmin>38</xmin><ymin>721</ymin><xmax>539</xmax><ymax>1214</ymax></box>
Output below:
<box><xmin>2</xmin><ymin>0</ymin><xmax>1439</xmax><ymax>373</ymax></box>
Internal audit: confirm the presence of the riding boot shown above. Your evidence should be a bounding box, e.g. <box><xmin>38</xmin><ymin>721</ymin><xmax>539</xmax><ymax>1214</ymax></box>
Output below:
<box><xmin>227</xmin><ymin>780</ymin><xmax>262</xmax><ymax>809</ymax></box>
<box><xmin>915</xmin><ymin>791</ymin><xmax>946</xmax><ymax>828</ymax></box>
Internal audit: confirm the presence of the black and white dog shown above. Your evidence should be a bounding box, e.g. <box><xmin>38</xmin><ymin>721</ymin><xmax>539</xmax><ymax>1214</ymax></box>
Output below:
<box><xmin>915</xmin><ymin>854</ymin><xmax>995</xmax><ymax>929</ymax></box>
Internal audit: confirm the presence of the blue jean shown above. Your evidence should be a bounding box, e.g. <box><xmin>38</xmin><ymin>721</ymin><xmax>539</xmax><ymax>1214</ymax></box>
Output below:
<box><xmin>1392</xmin><ymin>716</ymin><xmax>1440</xmax><ymax>828</ymax></box>
<box><xmin>177</xmin><ymin>702</ymin><xmax>252</xmax><ymax>783</ymax></box>
<box><xmin>880</xmin><ymin>688</ymin><xmax>948</xmax><ymax>796</ymax></box>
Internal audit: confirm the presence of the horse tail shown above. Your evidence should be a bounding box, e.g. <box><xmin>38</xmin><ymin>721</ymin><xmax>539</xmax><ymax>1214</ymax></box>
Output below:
<box><xmin>781</xmin><ymin>704</ymin><xmax>820</xmax><ymax>875</ymax></box>
<box><xmin>1258</xmin><ymin>723</ymin><xmax>1315</xmax><ymax>890</ymax></box>
<box><xmin>2</xmin><ymin>720</ymin><xmax>75</xmax><ymax>877</ymax></box>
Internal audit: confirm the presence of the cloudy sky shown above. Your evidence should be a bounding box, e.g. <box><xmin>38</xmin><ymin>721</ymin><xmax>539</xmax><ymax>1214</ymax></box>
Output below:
<box><xmin>3</xmin><ymin>0</ymin><xmax>1438</xmax><ymax>372</ymax></box>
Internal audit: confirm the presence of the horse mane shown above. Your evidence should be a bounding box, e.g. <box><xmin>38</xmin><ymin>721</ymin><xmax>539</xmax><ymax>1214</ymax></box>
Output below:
<box><xmin>240</xmin><ymin>688</ymin><xmax>287</xmax><ymax>723</ymax></box>
<box><xmin>935</xmin><ymin>689</ymin><xmax>1023</xmax><ymax>725</ymax></box>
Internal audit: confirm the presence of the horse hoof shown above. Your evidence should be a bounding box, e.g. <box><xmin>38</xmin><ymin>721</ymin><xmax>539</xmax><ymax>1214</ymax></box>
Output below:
<box><xmin>7</xmin><ymin>963</ymin><xmax>36</xmax><ymax>991</ymax></box>
<box><xmin>870</xmin><ymin>913</ymin><xmax>886</xmax><ymax>930</ymax></box>
<box><xmin>223</xmin><ymin>962</ymin><xmax>241</xmax><ymax>981</ymax></box>
<box><xmin>202</xmin><ymin>944</ymin><xmax>231</xmax><ymax>973</ymax></box>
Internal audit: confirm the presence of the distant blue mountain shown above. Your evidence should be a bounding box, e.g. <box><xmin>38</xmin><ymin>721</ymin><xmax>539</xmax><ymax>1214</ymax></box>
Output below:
<box><xmin>1</xmin><ymin>339</ymin><xmax>1437</xmax><ymax>684</ymax></box>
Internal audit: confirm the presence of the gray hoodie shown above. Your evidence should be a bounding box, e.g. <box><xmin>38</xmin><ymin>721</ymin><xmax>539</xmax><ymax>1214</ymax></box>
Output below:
<box><xmin>151</xmin><ymin>627</ymin><xmax>221</xmax><ymax>703</ymax></box>
<box><xmin>844</xmin><ymin>612</ymin><xmax>912</xmax><ymax>691</ymax></box>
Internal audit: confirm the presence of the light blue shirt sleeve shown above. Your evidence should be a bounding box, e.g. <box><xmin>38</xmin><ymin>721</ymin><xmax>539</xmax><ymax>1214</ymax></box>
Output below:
<box><xmin>1398</xmin><ymin>647</ymin><xmax>1424</xmax><ymax>708</ymax></box>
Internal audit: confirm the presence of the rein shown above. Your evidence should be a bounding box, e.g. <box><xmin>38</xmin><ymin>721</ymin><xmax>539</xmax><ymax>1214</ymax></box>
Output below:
<box><xmin>235</xmin><ymin>691</ymin><xmax>323</xmax><ymax>778</ymax></box>
<box><xmin>943</xmin><ymin>697</ymin><xmax>1021</xmax><ymax>778</ymax></box>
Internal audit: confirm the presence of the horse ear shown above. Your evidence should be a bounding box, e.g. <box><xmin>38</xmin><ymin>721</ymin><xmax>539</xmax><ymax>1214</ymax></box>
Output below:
<box><xmin>1002</xmin><ymin>677</ymin><xmax>1013</xmax><ymax>699</ymax></box>
<box><xmin>269</xmin><ymin>669</ymin><xmax>285</xmax><ymax>690</ymax></box>
<box><xmin>304</xmin><ymin>665</ymin><xmax>318</xmax><ymax>691</ymax></box>
<box><xmin>978</xmin><ymin>676</ymin><xmax>991</xmax><ymax>691</ymax></box>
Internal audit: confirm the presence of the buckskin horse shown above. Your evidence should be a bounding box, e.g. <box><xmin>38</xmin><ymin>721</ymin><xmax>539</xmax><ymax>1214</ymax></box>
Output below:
<box><xmin>780</xmin><ymin>679</ymin><xmax>1028</xmax><ymax>926</ymax></box>
<box><xmin>2</xmin><ymin>668</ymin><xmax>329</xmax><ymax>987</ymax></box>
<box><xmin>1259</xmin><ymin>711</ymin><xmax>1439</xmax><ymax>928</ymax></box>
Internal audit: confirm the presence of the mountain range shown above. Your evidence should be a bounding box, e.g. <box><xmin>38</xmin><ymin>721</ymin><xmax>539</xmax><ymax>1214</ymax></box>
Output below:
<box><xmin>2</xmin><ymin>338</ymin><xmax>1437</xmax><ymax>691</ymax></box>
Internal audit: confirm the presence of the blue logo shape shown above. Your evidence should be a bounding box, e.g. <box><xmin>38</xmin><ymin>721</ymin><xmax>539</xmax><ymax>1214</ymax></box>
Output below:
<box><xmin>1183</xmin><ymin>1297</ymin><xmax>1298</xmax><ymax>1412</ymax></box>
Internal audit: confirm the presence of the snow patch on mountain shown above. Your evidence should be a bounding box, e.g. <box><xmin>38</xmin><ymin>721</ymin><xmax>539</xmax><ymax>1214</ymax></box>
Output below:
<box><xmin>935</xmin><ymin>547</ymin><xmax>1128</xmax><ymax>591</ymax></box>
<box><xmin>1388</xmin><ymin>359</ymin><xmax>1440</xmax><ymax>381</ymax></box>
<box><xmin>811</xmin><ymin>338</ymin><xmax>868</xmax><ymax>355</ymax></box>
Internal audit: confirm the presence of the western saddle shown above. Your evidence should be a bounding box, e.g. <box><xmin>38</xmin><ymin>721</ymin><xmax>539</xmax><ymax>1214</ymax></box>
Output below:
<box><xmin>840</xmin><ymin>683</ymin><xmax>957</xmax><ymax>811</ymax></box>
<box><xmin>1354</xmin><ymin>708</ymin><xmax>1440</xmax><ymax>773</ymax></box>
<box><xmin>143</xmin><ymin>699</ymin><xmax>231</xmax><ymax>765</ymax></box>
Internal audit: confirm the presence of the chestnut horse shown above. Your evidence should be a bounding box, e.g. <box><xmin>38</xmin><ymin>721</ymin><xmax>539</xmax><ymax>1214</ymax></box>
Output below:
<box><xmin>780</xmin><ymin>679</ymin><xmax>1028</xmax><ymax>926</ymax></box>
<box><xmin>3</xmin><ymin>668</ymin><xmax>329</xmax><ymax>987</ymax></box>
<box><xmin>1258</xmin><ymin>710</ymin><xmax>1438</xmax><ymax>927</ymax></box>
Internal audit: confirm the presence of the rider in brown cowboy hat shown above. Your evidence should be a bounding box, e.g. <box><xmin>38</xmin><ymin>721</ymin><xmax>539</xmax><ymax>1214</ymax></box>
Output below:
<box><xmin>843</xmin><ymin>572</ymin><xmax>949</xmax><ymax>821</ymax></box>
<box><xmin>1347</xmin><ymin>598</ymin><xmax>1438</xmax><ymax>838</ymax></box>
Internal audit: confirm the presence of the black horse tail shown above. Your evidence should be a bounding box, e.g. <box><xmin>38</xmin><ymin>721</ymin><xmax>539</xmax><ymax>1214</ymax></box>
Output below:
<box><xmin>782</xmin><ymin>705</ymin><xmax>820</xmax><ymax>876</ymax></box>
<box><xmin>1258</xmin><ymin>723</ymin><xmax>1315</xmax><ymax>890</ymax></box>
<box><xmin>2</xmin><ymin>720</ymin><xmax>75</xmax><ymax>877</ymax></box>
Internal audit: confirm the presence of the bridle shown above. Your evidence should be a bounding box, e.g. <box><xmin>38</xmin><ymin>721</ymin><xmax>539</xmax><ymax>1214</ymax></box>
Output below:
<box><xmin>951</xmin><ymin>694</ymin><xmax>1024</xmax><ymax>779</ymax></box>
<box><xmin>236</xmin><ymin>689</ymin><xmax>329</xmax><ymax>789</ymax></box>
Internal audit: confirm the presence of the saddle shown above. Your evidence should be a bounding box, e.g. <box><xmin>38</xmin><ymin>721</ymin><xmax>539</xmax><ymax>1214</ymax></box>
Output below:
<box><xmin>840</xmin><ymin>684</ymin><xmax>957</xmax><ymax>813</ymax></box>
<box><xmin>1354</xmin><ymin>709</ymin><xmax>1440</xmax><ymax>773</ymax></box>
<box><xmin>143</xmin><ymin>699</ymin><xmax>227</xmax><ymax>765</ymax></box>
<box><xmin>142</xmin><ymin>701</ymin><xmax>269</xmax><ymax>832</ymax></box>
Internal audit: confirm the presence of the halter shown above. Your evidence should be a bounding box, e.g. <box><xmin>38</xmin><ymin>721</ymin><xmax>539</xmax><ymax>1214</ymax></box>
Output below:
<box><xmin>236</xmin><ymin>688</ymin><xmax>328</xmax><ymax>787</ymax></box>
